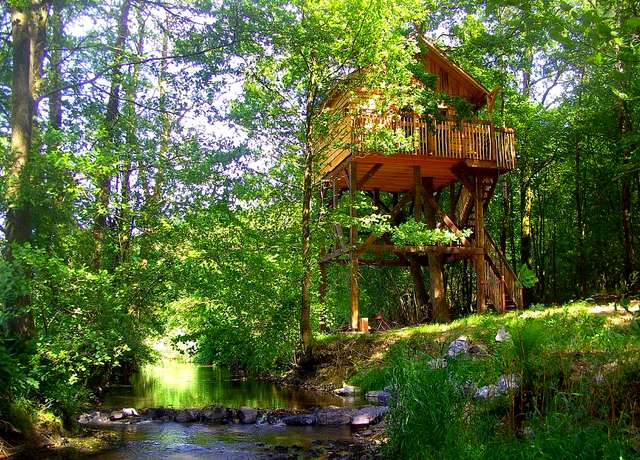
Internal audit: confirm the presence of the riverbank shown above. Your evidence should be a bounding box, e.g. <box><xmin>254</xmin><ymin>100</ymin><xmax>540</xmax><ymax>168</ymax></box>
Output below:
<box><xmin>5</xmin><ymin>300</ymin><xmax>638</xmax><ymax>459</ymax></box>
<box><xmin>289</xmin><ymin>300</ymin><xmax>640</xmax><ymax>458</ymax></box>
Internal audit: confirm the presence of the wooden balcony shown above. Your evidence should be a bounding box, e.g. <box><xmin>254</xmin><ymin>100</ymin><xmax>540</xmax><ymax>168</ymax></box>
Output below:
<box><xmin>319</xmin><ymin>112</ymin><xmax>516</xmax><ymax>190</ymax></box>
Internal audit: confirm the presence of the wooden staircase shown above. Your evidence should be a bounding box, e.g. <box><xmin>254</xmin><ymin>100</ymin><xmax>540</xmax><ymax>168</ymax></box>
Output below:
<box><xmin>454</xmin><ymin>176</ymin><xmax>523</xmax><ymax>311</ymax></box>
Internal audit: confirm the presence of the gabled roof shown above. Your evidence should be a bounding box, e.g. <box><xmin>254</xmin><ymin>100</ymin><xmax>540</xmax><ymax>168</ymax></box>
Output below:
<box><xmin>417</xmin><ymin>36</ymin><xmax>489</xmax><ymax>105</ymax></box>
<box><xmin>320</xmin><ymin>36</ymin><xmax>489</xmax><ymax>111</ymax></box>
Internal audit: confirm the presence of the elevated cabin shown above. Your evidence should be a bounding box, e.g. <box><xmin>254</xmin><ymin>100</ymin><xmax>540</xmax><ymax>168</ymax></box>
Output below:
<box><xmin>317</xmin><ymin>39</ymin><xmax>522</xmax><ymax>330</ymax></box>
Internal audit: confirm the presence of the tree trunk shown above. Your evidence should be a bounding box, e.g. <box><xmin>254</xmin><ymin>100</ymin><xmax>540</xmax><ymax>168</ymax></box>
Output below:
<box><xmin>150</xmin><ymin>18</ymin><xmax>170</xmax><ymax>213</ymax></box>
<box><xmin>6</xmin><ymin>4</ymin><xmax>37</xmax><ymax>340</ymax></box>
<box><xmin>520</xmin><ymin>167</ymin><xmax>534</xmax><ymax>305</ymax></box>
<box><xmin>300</xmin><ymin>138</ymin><xmax>314</xmax><ymax>351</ymax></box>
<box><xmin>118</xmin><ymin>10</ymin><xmax>145</xmax><ymax>264</ymax></box>
<box><xmin>575</xmin><ymin>138</ymin><xmax>587</xmax><ymax>296</ymax></box>
<box><xmin>618</xmin><ymin>101</ymin><xmax>636</xmax><ymax>288</ymax></box>
<box><xmin>500</xmin><ymin>175</ymin><xmax>509</xmax><ymax>255</ymax></box>
<box><xmin>407</xmin><ymin>168</ymin><xmax>430</xmax><ymax>321</ymax></box>
<box><xmin>48</xmin><ymin>0</ymin><xmax>62</xmax><ymax>132</ymax></box>
<box><xmin>92</xmin><ymin>0</ymin><xmax>131</xmax><ymax>270</ymax></box>
<box><xmin>409</xmin><ymin>258</ymin><xmax>430</xmax><ymax>321</ymax></box>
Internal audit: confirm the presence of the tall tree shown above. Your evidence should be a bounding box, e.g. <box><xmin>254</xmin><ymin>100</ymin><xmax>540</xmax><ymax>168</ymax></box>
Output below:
<box><xmin>5</xmin><ymin>0</ymin><xmax>49</xmax><ymax>340</ymax></box>
<box><xmin>225</xmin><ymin>0</ymin><xmax>423</xmax><ymax>353</ymax></box>
<box><xmin>92</xmin><ymin>0</ymin><xmax>131</xmax><ymax>270</ymax></box>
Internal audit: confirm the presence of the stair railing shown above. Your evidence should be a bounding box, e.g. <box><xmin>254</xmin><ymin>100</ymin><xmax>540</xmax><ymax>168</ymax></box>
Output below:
<box><xmin>483</xmin><ymin>229</ymin><xmax>523</xmax><ymax>310</ymax></box>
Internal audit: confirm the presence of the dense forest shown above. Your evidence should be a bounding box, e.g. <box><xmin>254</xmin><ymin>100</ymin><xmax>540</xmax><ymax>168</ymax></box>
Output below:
<box><xmin>0</xmin><ymin>0</ymin><xmax>639</xmax><ymax>457</ymax></box>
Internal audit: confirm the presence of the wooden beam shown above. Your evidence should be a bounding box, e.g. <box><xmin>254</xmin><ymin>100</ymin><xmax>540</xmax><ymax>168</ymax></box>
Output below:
<box><xmin>357</xmin><ymin>258</ymin><xmax>409</xmax><ymax>267</ymax></box>
<box><xmin>452</xmin><ymin>167</ymin><xmax>477</xmax><ymax>201</ymax></box>
<box><xmin>320</xmin><ymin>246</ymin><xmax>349</xmax><ymax>263</ymax></box>
<box><xmin>367</xmin><ymin>244</ymin><xmax>484</xmax><ymax>255</ymax></box>
<box><xmin>331</xmin><ymin>258</ymin><xmax>409</xmax><ymax>267</ymax></box>
<box><xmin>449</xmin><ymin>182</ymin><xmax>459</xmax><ymax>218</ymax></box>
<box><xmin>358</xmin><ymin>163</ymin><xmax>382</xmax><ymax>189</ymax></box>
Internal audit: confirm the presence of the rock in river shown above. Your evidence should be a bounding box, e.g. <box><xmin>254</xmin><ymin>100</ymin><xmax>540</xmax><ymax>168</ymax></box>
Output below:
<box><xmin>202</xmin><ymin>405</ymin><xmax>227</xmax><ymax>423</ymax></box>
<box><xmin>239</xmin><ymin>406</ymin><xmax>258</xmax><ymax>424</ymax></box>
<box><xmin>283</xmin><ymin>414</ymin><xmax>316</xmax><ymax>426</ymax></box>
<box><xmin>122</xmin><ymin>408</ymin><xmax>139</xmax><ymax>417</ymax></box>
<box><xmin>175</xmin><ymin>409</ymin><xmax>199</xmax><ymax>423</ymax></box>
<box><xmin>315</xmin><ymin>408</ymin><xmax>355</xmax><ymax>426</ymax></box>
<box><xmin>110</xmin><ymin>411</ymin><xmax>124</xmax><ymax>421</ymax></box>
<box><xmin>350</xmin><ymin>406</ymin><xmax>388</xmax><ymax>427</ymax></box>
<box><xmin>333</xmin><ymin>384</ymin><xmax>359</xmax><ymax>396</ymax></box>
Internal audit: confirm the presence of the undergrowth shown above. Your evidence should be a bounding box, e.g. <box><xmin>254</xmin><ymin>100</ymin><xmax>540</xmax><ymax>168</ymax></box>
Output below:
<box><xmin>332</xmin><ymin>303</ymin><xmax>640</xmax><ymax>459</ymax></box>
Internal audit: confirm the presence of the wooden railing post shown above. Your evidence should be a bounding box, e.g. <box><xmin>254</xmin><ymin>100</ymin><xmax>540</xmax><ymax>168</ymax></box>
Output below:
<box><xmin>490</xmin><ymin>123</ymin><xmax>497</xmax><ymax>165</ymax></box>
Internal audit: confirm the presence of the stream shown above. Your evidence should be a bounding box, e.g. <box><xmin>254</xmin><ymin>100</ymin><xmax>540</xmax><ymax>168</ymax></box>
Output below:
<box><xmin>42</xmin><ymin>362</ymin><xmax>367</xmax><ymax>459</ymax></box>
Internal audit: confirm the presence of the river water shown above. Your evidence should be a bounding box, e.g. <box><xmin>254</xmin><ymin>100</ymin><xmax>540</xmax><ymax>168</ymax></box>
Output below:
<box><xmin>102</xmin><ymin>361</ymin><xmax>352</xmax><ymax>410</ymax></box>
<box><xmin>46</xmin><ymin>362</ymin><xmax>364</xmax><ymax>459</ymax></box>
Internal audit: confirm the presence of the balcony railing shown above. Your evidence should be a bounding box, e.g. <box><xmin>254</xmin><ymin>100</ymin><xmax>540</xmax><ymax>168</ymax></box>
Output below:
<box><xmin>352</xmin><ymin>112</ymin><xmax>516</xmax><ymax>169</ymax></box>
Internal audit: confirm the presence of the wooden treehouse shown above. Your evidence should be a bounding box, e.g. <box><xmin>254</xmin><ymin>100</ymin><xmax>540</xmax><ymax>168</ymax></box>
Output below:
<box><xmin>317</xmin><ymin>39</ymin><xmax>523</xmax><ymax>331</ymax></box>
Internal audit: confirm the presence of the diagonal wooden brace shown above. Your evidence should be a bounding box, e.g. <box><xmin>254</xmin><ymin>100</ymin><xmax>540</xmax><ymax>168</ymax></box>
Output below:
<box><xmin>424</xmin><ymin>193</ymin><xmax>471</xmax><ymax>247</ymax></box>
<box><xmin>356</xmin><ymin>190</ymin><xmax>414</xmax><ymax>256</ymax></box>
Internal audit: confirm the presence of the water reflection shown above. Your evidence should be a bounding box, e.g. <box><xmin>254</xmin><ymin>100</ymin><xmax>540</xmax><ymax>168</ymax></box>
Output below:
<box><xmin>87</xmin><ymin>422</ymin><xmax>355</xmax><ymax>460</ymax></box>
<box><xmin>102</xmin><ymin>361</ymin><xmax>352</xmax><ymax>409</ymax></box>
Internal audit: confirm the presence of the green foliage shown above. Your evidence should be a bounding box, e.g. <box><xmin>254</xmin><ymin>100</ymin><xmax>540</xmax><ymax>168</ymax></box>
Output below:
<box><xmin>326</xmin><ymin>199</ymin><xmax>472</xmax><ymax>249</ymax></box>
<box><xmin>391</xmin><ymin>218</ymin><xmax>472</xmax><ymax>246</ymax></box>
<box><xmin>164</xmin><ymin>197</ymin><xmax>303</xmax><ymax>372</ymax></box>
<box><xmin>1</xmin><ymin>0</ymin><xmax>640</xmax><ymax>439</ymax></box>
<box><xmin>384</xmin><ymin>361</ymin><xmax>475</xmax><ymax>459</ymax></box>
<box><xmin>0</xmin><ymin>244</ymin><xmax>162</xmax><ymax>420</ymax></box>
<box><xmin>517</xmin><ymin>263</ymin><xmax>539</xmax><ymax>288</ymax></box>
<box><xmin>361</xmin><ymin>127</ymin><xmax>419</xmax><ymax>154</ymax></box>
<box><xmin>344</xmin><ymin>305</ymin><xmax>640</xmax><ymax>459</ymax></box>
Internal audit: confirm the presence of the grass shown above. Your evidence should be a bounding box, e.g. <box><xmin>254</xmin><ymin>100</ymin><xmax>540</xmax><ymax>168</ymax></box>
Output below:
<box><xmin>311</xmin><ymin>300</ymin><xmax>640</xmax><ymax>459</ymax></box>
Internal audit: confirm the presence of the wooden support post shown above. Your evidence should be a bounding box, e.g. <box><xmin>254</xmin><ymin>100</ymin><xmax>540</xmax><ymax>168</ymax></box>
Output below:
<box><xmin>474</xmin><ymin>175</ymin><xmax>486</xmax><ymax>314</ymax></box>
<box><xmin>409</xmin><ymin>258</ymin><xmax>429</xmax><ymax>321</ymax></box>
<box><xmin>407</xmin><ymin>166</ymin><xmax>431</xmax><ymax>321</ymax></box>
<box><xmin>349</xmin><ymin>161</ymin><xmax>359</xmax><ymax>331</ymax></box>
<box><xmin>408</xmin><ymin>167</ymin><xmax>430</xmax><ymax>322</ymax></box>
<box><xmin>372</xmin><ymin>189</ymin><xmax>381</xmax><ymax>209</ymax></box>
<box><xmin>424</xmin><ymin>177</ymin><xmax>448</xmax><ymax>322</ymax></box>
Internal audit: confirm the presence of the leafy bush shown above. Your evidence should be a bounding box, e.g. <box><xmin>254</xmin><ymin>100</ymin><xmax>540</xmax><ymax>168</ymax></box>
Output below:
<box><xmin>0</xmin><ymin>245</ymin><xmax>163</xmax><ymax>421</ymax></box>
<box><xmin>391</xmin><ymin>218</ymin><xmax>472</xmax><ymax>246</ymax></box>
<box><xmin>362</xmin><ymin>127</ymin><xmax>419</xmax><ymax>154</ymax></box>
<box><xmin>166</xmin><ymin>204</ymin><xmax>302</xmax><ymax>372</ymax></box>
<box><xmin>346</xmin><ymin>307</ymin><xmax>640</xmax><ymax>459</ymax></box>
